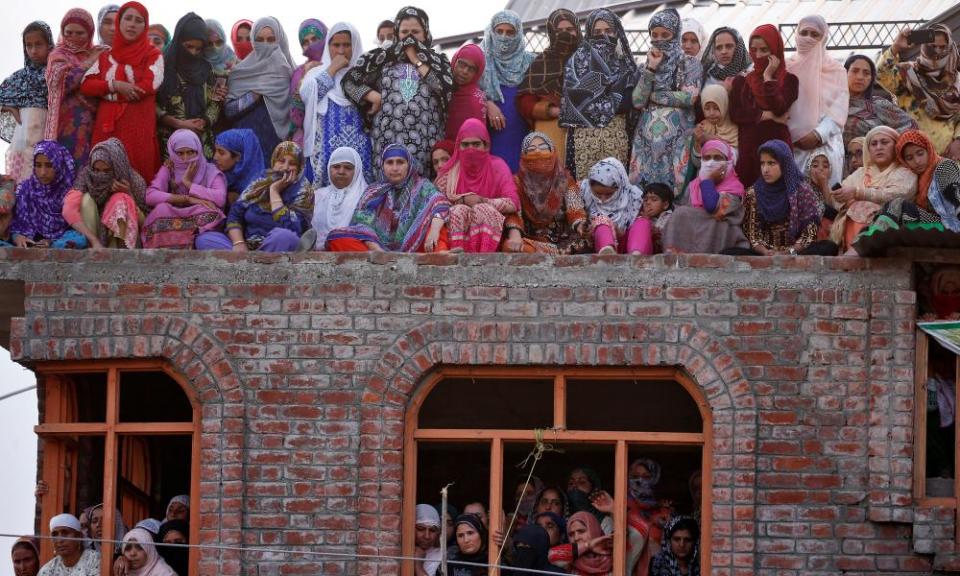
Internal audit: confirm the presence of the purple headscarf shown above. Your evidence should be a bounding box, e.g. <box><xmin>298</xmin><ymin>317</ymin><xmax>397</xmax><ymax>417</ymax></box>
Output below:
<box><xmin>299</xmin><ymin>19</ymin><xmax>328</xmax><ymax>61</ymax></box>
<box><xmin>166</xmin><ymin>129</ymin><xmax>216</xmax><ymax>190</ymax></box>
<box><xmin>9</xmin><ymin>140</ymin><xmax>75</xmax><ymax>240</ymax></box>
<box><xmin>755</xmin><ymin>139</ymin><xmax>821</xmax><ymax>242</ymax></box>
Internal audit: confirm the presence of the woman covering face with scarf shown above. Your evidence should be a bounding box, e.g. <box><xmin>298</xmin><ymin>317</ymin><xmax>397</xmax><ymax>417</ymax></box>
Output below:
<box><xmin>290</xmin><ymin>19</ymin><xmax>328</xmax><ymax>149</ymax></box>
<box><xmin>202</xmin><ymin>20</ymin><xmax>236</xmax><ymax>74</ymax></box>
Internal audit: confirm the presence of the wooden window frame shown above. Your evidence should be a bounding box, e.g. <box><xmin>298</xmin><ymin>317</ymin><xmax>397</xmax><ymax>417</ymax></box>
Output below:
<box><xmin>401</xmin><ymin>366</ymin><xmax>713</xmax><ymax>576</ymax></box>
<box><xmin>34</xmin><ymin>359</ymin><xmax>201</xmax><ymax>576</ymax></box>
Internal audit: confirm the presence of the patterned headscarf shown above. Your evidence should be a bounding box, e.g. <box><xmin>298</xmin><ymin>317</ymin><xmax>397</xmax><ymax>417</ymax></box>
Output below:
<box><xmin>648</xmin><ymin>516</ymin><xmax>700</xmax><ymax>576</ymax></box>
<box><xmin>44</xmin><ymin>8</ymin><xmax>97</xmax><ymax>142</ymax></box>
<box><xmin>897</xmin><ymin>129</ymin><xmax>942</xmax><ymax>210</ymax></box>
<box><xmin>567</xmin><ymin>512</ymin><xmax>612</xmax><ymax>575</ymax></box>
<box><xmin>147</xmin><ymin>23</ymin><xmax>170</xmax><ymax>51</ymax></box>
<box><xmin>74</xmin><ymin>137</ymin><xmax>147</xmax><ymax>210</ymax></box>
<box><xmin>901</xmin><ymin>24</ymin><xmax>960</xmax><ymax>120</ymax></box>
<box><xmin>756</xmin><ymin>139</ymin><xmax>822</xmax><ymax>242</ymax></box>
<box><xmin>518</xmin><ymin>9</ymin><xmax>580</xmax><ymax>98</ymax></box>
<box><xmin>159</xmin><ymin>13</ymin><xmax>211</xmax><ymax>120</ymax></box>
<box><xmin>298</xmin><ymin>19</ymin><xmax>328</xmax><ymax>61</ymax></box>
<box><xmin>518</xmin><ymin>131</ymin><xmax>570</xmax><ymax>228</ymax></box>
<box><xmin>580</xmin><ymin>157</ymin><xmax>643</xmax><ymax>234</ymax></box>
<box><xmin>701</xmin><ymin>27</ymin><xmax>750</xmax><ymax>83</ymax></box>
<box><xmin>241</xmin><ymin>140</ymin><xmax>306</xmax><ymax>206</ymax></box>
<box><xmin>647</xmin><ymin>8</ymin><xmax>684</xmax><ymax>91</ymax></box>
<box><xmin>215</xmin><ymin>129</ymin><xmax>266</xmax><ymax>193</ymax></box>
<box><xmin>479</xmin><ymin>10</ymin><xmax>535</xmax><ymax>103</ymax></box>
<box><xmin>0</xmin><ymin>22</ymin><xmax>53</xmax><ymax>110</ymax></box>
<box><xmin>203</xmin><ymin>20</ymin><xmax>237</xmax><ymax>73</ymax></box>
<box><xmin>9</xmin><ymin>141</ymin><xmax>75</xmax><ymax>240</ymax></box>
<box><xmin>560</xmin><ymin>9</ymin><xmax>637</xmax><ymax>129</ymax></box>
<box><xmin>97</xmin><ymin>4</ymin><xmax>119</xmax><ymax>44</ymax></box>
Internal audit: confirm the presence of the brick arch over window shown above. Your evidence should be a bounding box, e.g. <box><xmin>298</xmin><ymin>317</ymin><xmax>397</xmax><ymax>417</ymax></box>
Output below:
<box><xmin>359</xmin><ymin>319</ymin><xmax>758</xmax><ymax>576</ymax></box>
<box><xmin>10</xmin><ymin>314</ymin><xmax>245</xmax><ymax>576</ymax></box>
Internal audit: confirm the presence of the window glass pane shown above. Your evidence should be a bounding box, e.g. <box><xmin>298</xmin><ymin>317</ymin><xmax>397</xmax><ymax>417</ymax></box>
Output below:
<box><xmin>418</xmin><ymin>378</ymin><xmax>553</xmax><ymax>429</ymax></box>
<box><xmin>925</xmin><ymin>339</ymin><xmax>956</xmax><ymax>497</ymax></box>
<box><xmin>118</xmin><ymin>435</ymin><xmax>193</xmax><ymax>525</ymax></box>
<box><xmin>566</xmin><ymin>378</ymin><xmax>702</xmax><ymax>433</ymax></box>
<box><xmin>74</xmin><ymin>436</ymin><xmax>105</xmax><ymax>518</ymax></box>
<box><xmin>65</xmin><ymin>373</ymin><xmax>107</xmax><ymax>423</ymax></box>
<box><xmin>119</xmin><ymin>371</ymin><xmax>193</xmax><ymax>422</ymax></box>
<box><xmin>417</xmin><ymin>441</ymin><xmax>491</xmax><ymax>528</ymax></box>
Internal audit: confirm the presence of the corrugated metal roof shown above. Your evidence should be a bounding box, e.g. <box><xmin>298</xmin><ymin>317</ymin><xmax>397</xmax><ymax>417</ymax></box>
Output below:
<box><xmin>503</xmin><ymin>0</ymin><xmax>648</xmax><ymax>23</ymax></box>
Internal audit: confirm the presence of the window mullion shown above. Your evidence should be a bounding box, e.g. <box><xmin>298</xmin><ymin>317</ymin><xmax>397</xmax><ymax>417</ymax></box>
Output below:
<box><xmin>613</xmin><ymin>440</ymin><xmax>627</xmax><ymax>576</ymax></box>
<box><xmin>554</xmin><ymin>374</ymin><xmax>566</xmax><ymax>430</ymax></box>
<box><xmin>488</xmin><ymin>438</ymin><xmax>503</xmax><ymax>576</ymax></box>
<box><xmin>101</xmin><ymin>368</ymin><xmax>120</xmax><ymax>576</ymax></box>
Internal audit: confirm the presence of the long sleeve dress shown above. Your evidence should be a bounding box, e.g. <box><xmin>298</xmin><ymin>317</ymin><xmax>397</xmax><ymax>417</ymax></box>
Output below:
<box><xmin>729</xmin><ymin>74</ymin><xmax>799</xmax><ymax>187</ymax></box>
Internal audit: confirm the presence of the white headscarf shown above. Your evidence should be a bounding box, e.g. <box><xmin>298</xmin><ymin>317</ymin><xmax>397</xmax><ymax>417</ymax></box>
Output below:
<box><xmin>416</xmin><ymin>504</ymin><xmax>441</xmax><ymax>527</ymax></box>
<box><xmin>786</xmin><ymin>15</ymin><xmax>849</xmax><ymax>141</ymax></box>
<box><xmin>227</xmin><ymin>17</ymin><xmax>295</xmax><ymax>140</ymax></box>
<box><xmin>680</xmin><ymin>18</ymin><xmax>705</xmax><ymax>58</ymax></box>
<box><xmin>580</xmin><ymin>157</ymin><xmax>644</xmax><ymax>235</ymax></box>
<box><xmin>50</xmin><ymin>513</ymin><xmax>82</xmax><ymax>533</ymax></box>
<box><xmin>166</xmin><ymin>495</ymin><xmax>190</xmax><ymax>518</ymax></box>
<box><xmin>312</xmin><ymin>146</ymin><xmax>368</xmax><ymax>247</ymax></box>
<box><xmin>299</xmin><ymin>22</ymin><xmax>363</xmax><ymax>158</ymax></box>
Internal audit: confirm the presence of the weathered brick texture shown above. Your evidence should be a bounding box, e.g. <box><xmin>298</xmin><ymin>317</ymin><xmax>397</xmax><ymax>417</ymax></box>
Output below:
<box><xmin>0</xmin><ymin>249</ymin><xmax>949</xmax><ymax>575</ymax></box>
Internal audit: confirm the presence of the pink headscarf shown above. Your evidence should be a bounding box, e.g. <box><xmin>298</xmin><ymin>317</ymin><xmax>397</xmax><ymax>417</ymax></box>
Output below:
<box><xmin>166</xmin><ymin>129</ymin><xmax>220</xmax><ymax>190</ymax></box>
<box><xmin>445</xmin><ymin>44</ymin><xmax>487</xmax><ymax>140</ymax></box>
<box><xmin>122</xmin><ymin>528</ymin><xmax>177</xmax><ymax>576</ymax></box>
<box><xmin>686</xmin><ymin>139</ymin><xmax>744</xmax><ymax>208</ymax></box>
<box><xmin>786</xmin><ymin>15</ymin><xmax>849</xmax><ymax>141</ymax></box>
<box><xmin>567</xmin><ymin>512</ymin><xmax>612</xmax><ymax>575</ymax></box>
<box><xmin>44</xmin><ymin>8</ymin><xmax>99</xmax><ymax>141</ymax></box>
<box><xmin>438</xmin><ymin>118</ymin><xmax>520</xmax><ymax>209</ymax></box>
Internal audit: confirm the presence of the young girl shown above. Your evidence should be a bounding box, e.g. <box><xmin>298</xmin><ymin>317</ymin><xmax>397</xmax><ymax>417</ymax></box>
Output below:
<box><xmin>1</xmin><ymin>22</ymin><xmax>54</xmax><ymax>183</ymax></box>
<box><xmin>580</xmin><ymin>157</ymin><xmax>644</xmax><ymax>254</ymax></box>
<box><xmin>694</xmin><ymin>84</ymin><xmax>738</xmax><ymax>163</ymax></box>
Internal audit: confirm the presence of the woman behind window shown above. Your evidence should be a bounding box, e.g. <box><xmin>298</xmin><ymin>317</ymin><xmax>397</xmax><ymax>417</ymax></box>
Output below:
<box><xmin>81</xmin><ymin>1</ymin><xmax>163</xmax><ymax>181</ymax></box>
<box><xmin>120</xmin><ymin>528</ymin><xmax>176</xmax><ymax>576</ymax></box>
<box><xmin>450</xmin><ymin>514</ymin><xmax>488</xmax><ymax>576</ymax></box>
<box><xmin>224</xmin><ymin>17</ymin><xmax>295</xmax><ymax>167</ymax></box>
<box><xmin>156</xmin><ymin>520</ymin><xmax>188</xmax><ymax>576</ymax></box>
<box><xmin>548</xmin><ymin>511</ymin><xmax>612</xmax><ymax>576</ymax></box>
<box><xmin>326</xmin><ymin>144</ymin><xmax>450</xmax><ymax>252</ymax></box>
<box><xmin>648</xmin><ymin>516</ymin><xmax>700</xmax><ymax>576</ymax></box>
<box><xmin>1</xmin><ymin>21</ymin><xmax>54</xmax><ymax>183</ymax></box>
<box><xmin>435</xmin><ymin>118</ymin><xmax>519</xmax><ymax>252</ymax></box>
<box><xmin>38</xmin><ymin>514</ymin><xmax>100</xmax><ymax>576</ymax></box>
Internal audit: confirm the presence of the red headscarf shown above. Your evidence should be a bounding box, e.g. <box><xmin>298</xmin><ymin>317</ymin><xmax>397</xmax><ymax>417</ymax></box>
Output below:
<box><xmin>745</xmin><ymin>24</ymin><xmax>787</xmax><ymax>108</ymax></box>
<box><xmin>567</xmin><ymin>512</ymin><xmax>612</xmax><ymax>575</ymax></box>
<box><xmin>897</xmin><ymin>129</ymin><xmax>942</xmax><ymax>211</ymax></box>
<box><xmin>445</xmin><ymin>44</ymin><xmax>487</xmax><ymax>140</ymax></box>
<box><xmin>437</xmin><ymin>118</ymin><xmax>520</xmax><ymax>209</ymax></box>
<box><xmin>231</xmin><ymin>19</ymin><xmax>254</xmax><ymax>60</ymax></box>
<box><xmin>109</xmin><ymin>2</ymin><xmax>160</xmax><ymax>73</ymax></box>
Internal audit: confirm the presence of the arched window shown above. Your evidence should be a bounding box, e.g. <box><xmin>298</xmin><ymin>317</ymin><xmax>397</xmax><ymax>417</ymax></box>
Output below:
<box><xmin>35</xmin><ymin>360</ymin><xmax>200</xmax><ymax>576</ymax></box>
<box><xmin>402</xmin><ymin>367</ymin><xmax>712</xmax><ymax>576</ymax></box>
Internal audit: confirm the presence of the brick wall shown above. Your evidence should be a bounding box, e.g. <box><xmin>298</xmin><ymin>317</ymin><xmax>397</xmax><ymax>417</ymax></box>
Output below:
<box><xmin>0</xmin><ymin>249</ymin><xmax>951</xmax><ymax>576</ymax></box>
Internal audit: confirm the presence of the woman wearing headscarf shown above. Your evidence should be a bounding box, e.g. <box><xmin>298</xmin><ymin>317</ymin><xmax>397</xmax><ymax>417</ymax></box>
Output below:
<box><xmin>786</xmin><ymin>15</ymin><xmax>849</xmax><ymax>188</ymax></box>
<box><xmin>142</xmin><ymin>129</ymin><xmax>226</xmax><ymax>249</ymax></box>
<box><xmin>503</xmin><ymin>131</ymin><xmax>590</xmax><ymax>254</ymax></box>
<box><xmin>197</xmin><ymin>141</ymin><xmax>310</xmax><ymax>252</ymax></box>
<box><xmin>230</xmin><ymin>20</ymin><xmax>254</xmax><ymax>61</ymax></box>
<box><xmin>680</xmin><ymin>18</ymin><xmax>704</xmax><ymax>58</ymax></box>
<box><xmin>733</xmin><ymin>139</ymin><xmax>831</xmax><ymax>256</ymax></box>
<box><xmin>81</xmin><ymin>1</ymin><xmax>164</xmax><ymax>181</ymax></box>
<box><xmin>120</xmin><ymin>528</ymin><xmax>177</xmax><ymax>576</ymax></box>
<box><xmin>580</xmin><ymin>157</ymin><xmax>643</xmax><ymax>254</ymax></box>
<box><xmin>830</xmin><ymin>125</ymin><xmax>918</xmax><ymax>253</ymax></box>
<box><xmin>505</xmin><ymin>525</ymin><xmax>562</xmax><ymax>576</ymax></box>
<box><xmin>699</xmin><ymin>27</ymin><xmax>750</xmax><ymax>89</ymax></box>
<box><xmin>299</xmin><ymin>22</ymin><xmax>372</xmax><ymax>187</ymax></box>
<box><xmin>448</xmin><ymin>514</ymin><xmax>487</xmax><ymax>576</ymax></box>
<box><xmin>97</xmin><ymin>4</ymin><xmax>120</xmax><ymax>47</ymax></box>
<box><xmin>307</xmin><ymin>146</ymin><xmax>368</xmax><ymax>250</ymax></box>
<box><xmin>44</xmin><ymin>9</ymin><xmax>106</xmax><ymax>169</ymax></box>
<box><xmin>623</xmin><ymin>458</ymin><xmax>673</xmax><ymax>576</ymax></box>
<box><xmin>855</xmin><ymin>130</ymin><xmax>960</xmax><ymax>249</ymax></box>
<box><xmin>157</xmin><ymin>12</ymin><xmax>225</xmax><ymax>159</ymax></box>
<box><xmin>165</xmin><ymin>495</ymin><xmax>190</xmax><ymax>521</ymax></box>
<box><xmin>548</xmin><ymin>511</ymin><xmax>612</xmax><ymax>576</ymax></box>
<box><xmin>10</xmin><ymin>141</ymin><xmax>87</xmax><ymax>248</ymax></box>
<box><xmin>290</xmin><ymin>19</ymin><xmax>328</xmax><ymax>149</ymax></box>
<box><xmin>846</xmin><ymin>136</ymin><xmax>866</xmax><ymax>179</ymax></box>
<box><xmin>430</xmin><ymin>139</ymin><xmax>454</xmax><ymax>180</ymax></box>
<box><xmin>213</xmin><ymin>128</ymin><xmax>265</xmax><ymax>205</ymax></box>
<box><xmin>445</xmin><ymin>44</ymin><xmax>487</xmax><ymax>141</ymax></box>
<box><xmin>85</xmin><ymin>503</ymin><xmax>128</xmax><ymax>553</ymax></box>
<box><xmin>63</xmin><ymin>137</ymin><xmax>147</xmax><ymax>249</ymax></box>
<box><xmin>10</xmin><ymin>536</ymin><xmax>40</xmax><ymax>576</ymax></box>
<box><xmin>1</xmin><ymin>21</ymin><xmax>53</xmax><ymax>183</ymax></box>
<box><xmin>156</xmin><ymin>520</ymin><xmax>188</xmax><ymax>576</ymax></box>
<box><xmin>517</xmin><ymin>10</ymin><xmax>580</xmax><ymax>164</ymax></box>
<box><xmin>0</xmin><ymin>178</ymin><xmax>14</xmax><ymax>247</ymax></box>
<box><xmin>147</xmin><ymin>24</ymin><xmax>170</xmax><ymax>52</ymax></box>
<box><xmin>663</xmin><ymin>138</ymin><xmax>749</xmax><ymax>254</ymax></box>
<box><xmin>479</xmin><ymin>10</ymin><xmax>534</xmax><ymax>173</ymax></box>
<box><xmin>845</xmin><ymin>55</ymin><xmax>916</xmax><ymax>148</ymax></box>
<box><xmin>38</xmin><ymin>514</ymin><xmax>99</xmax><ymax>576</ymax></box>
<box><xmin>730</xmin><ymin>25</ymin><xmax>799</xmax><ymax>187</ymax></box>
<box><xmin>694</xmin><ymin>84</ymin><xmax>738</xmax><ymax>166</ymax></box>
<box><xmin>878</xmin><ymin>24</ymin><xmax>960</xmax><ymax>153</ymax></box>
<box><xmin>224</xmin><ymin>17</ymin><xmax>295</xmax><ymax>167</ymax></box>
<box><xmin>203</xmin><ymin>20</ymin><xmax>236</xmax><ymax>74</ymax></box>
<box><xmin>326</xmin><ymin>144</ymin><xmax>450</xmax><ymax>252</ymax></box>
<box><xmin>435</xmin><ymin>118</ymin><xmax>519</xmax><ymax>252</ymax></box>
<box><xmin>648</xmin><ymin>517</ymin><xmax>700</xmax><ymax>576</ymax></box>
<box><xmin>630</xmin><ymin>8</ymin><xmax>702</xmax><ymax>197</ymax></box>
<box><xmin>342</xmin><ymin>6</ymin><xmax>454</xmax><ymax>179</ymax></box>
<box><xmin>560</xmin><ymin>9</ymin><xmax>637</xmax><ymax>181</ymax></box>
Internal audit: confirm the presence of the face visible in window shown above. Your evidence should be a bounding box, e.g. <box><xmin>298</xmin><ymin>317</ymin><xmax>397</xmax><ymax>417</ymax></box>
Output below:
<box><xmin>567</xmin><ymin>469</ymin><xmax>594</xmax><ymax>494</ymax></box>
<box><xmin>123</xmin><ymin>541</ymin><xmax>148</xmax><ymax>570</ymax></box>
<box><xmin>51</xmin><ymin>527</ymin><xmax>83</xmax><ymax>560</ymax></box>
<box><xmin>119</xmin><ymin>9</ymin><xmax>146</xmax><ymax>43</ymax></box>
<box><xmin>12</xmin><ymin>544</ymin><xmax>39</xmax><ymax>576</ymax></box>
<box><xmin>166</xmin><ymin>501</ymin><xmax>189</xmax><ymax>521</ymax></box>
<box><xmin>749</xmin><ymin>36</ymin><xmax>770</xmax><ymax>60</ymax></box>
<box><xmin>213</xmin><ymin>146</ymin><xmax>239</xmax><ymax>173</ymax></box>
<box><xmin>455</xmin><ymin>523</ymin><xmax>482</xmax><ymax>554</ymax></box>
<box><xmin>567</xmin><ymin>519</ymin><xmax>590</xmax><ymax>545</ymax></box>
<box><xmin>383</xmin><ymin>156</ymin><xmax>410</xmax><ymax>185</ymax></box>
<box><xmin>453</xmin><ymin>58</ymin><xmax>479</xmax><ymax>86</ymax></box>
<box><xmin>90</xmin><ymin>508</ymin><xmax>104</xmax><ymax>538</ymax></box>
<box><xmin>272</xmin><ymin>154</ymin><xmax>299</xmax><ymax>176</ymax></box>
<box><xmin>901</xmin><ymin>143</ymin><xmax>930</xmax><ymax>176</ymax></box>
<box><xmin>236</xmin><ymin>25</ymin><xmax>251</xmax><ymax>44</ymax></box>
<box><xmin>669</xmin><ymin>528</ymin><xmax>695</xmax><ymax>560</ymax></box>
<box><xmin>24</xmin><ymin>30</ymin><xmax>51</xmax><ymax>66</ymax></box>
<box><xmin>629</xmin><ymin>461</ymin><xmax>653</xmax><ymax>480</ymax></box>
<box><xmin>536</xmin><ymin>488</ymin><xmax>564</xmax><ymax>515</ymax></box>
<box><xmin>328</xmin><ymin>31</ymin><xmax>353</xmax><ymax>62</ymax></box>
<box><xmin>398</xmin><ymin>17</ymin><xmax>425</xmax><ymax>43</ymax></box>
<box><xmin>329</xmin><ymin>161</ymin><xmax>356</xmax><ymax>190</ymax></box>
<box><xmin>702</xmin><ymin>101</ymin><xmax>722</xmax><ymax>124</ymax></box>
<box><xmin>712</xmin><ymin>31</ymin><xmax>736</xmax><ymax>66</ymax></box>
<box><xmin>650</xmin><ymin>26</ymin><xmax>673</xmax><ymax>43</ymax></box>
<box><xmin>181</xmin><ymin>38</ymin><xmax>204</xmax><ymax>57</ymax></box>
<box><xmin>462</xmin><ymin>503</ymin><xmax>488</xmax><ymax>527</ymax></box>
<box><xmin>759</xmin><ymin>151</ymin><xmax>782</xmax><ymax>184</ymax></box>
<box><xmin>255</xmin><ymin>27</ymin><xmax>276</xmax><ymax>44</ymax></box>
<box><xmin>33</xmin><ymin>154</ymin><xmax>55</xmax><ymax>185</ymax></box>
<box><xmin>162</xmin><ymin>529</ymin><xmax>187</xmax><ymax>545</ymax></box>
<box><xmin>100</xmin><ymin>12</ymin><xmax>116</xmax><ymax>45</ymax></box>
<box><xmin>415</xmin><ymin>523</ymin><xmax>441</xmax><ymax>550</ymax></box>
<box><xmin>431</xmin><ymin>148</ymin><xmax>450</xmax><ymax>174</ymax></box>
<box><xmin>681</xmin><ymin>31</ymin><xmax>700</xmax><ymax>56</ymax></box>
<box><xmin>535</xmin><ymin>516</ymin><xmax>561</xmax><ymax>546</ymax></box>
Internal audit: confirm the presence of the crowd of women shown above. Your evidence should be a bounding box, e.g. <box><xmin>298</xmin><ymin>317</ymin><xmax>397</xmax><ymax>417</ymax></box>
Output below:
<box><xmin>1</xmin><ymin>4</ymin><xmax>958</xmax><ymax>257</ymax></box>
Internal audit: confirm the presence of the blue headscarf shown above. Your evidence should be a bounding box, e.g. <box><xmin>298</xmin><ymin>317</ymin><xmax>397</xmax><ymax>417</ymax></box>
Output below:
<box><xmin>215</xmin><ymin>129</ymin><xmax>266</xmax><ymax>193</ymax></box>
<box><xmin>479</xmin><ymin>10</ymin><xmax>535</xmax><ymax>103</ymax></box>
<box><xmin>755</xmin><ymin>139</ymin><xmax>822</xmax><ymax>242</ymax></box>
